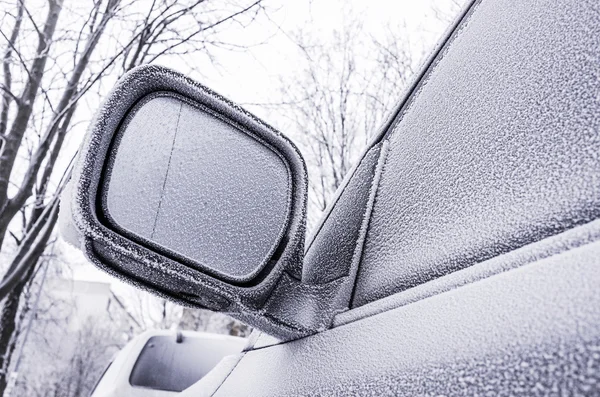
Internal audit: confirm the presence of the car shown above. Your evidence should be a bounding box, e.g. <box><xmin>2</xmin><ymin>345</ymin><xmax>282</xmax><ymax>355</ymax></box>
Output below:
<box><xmin>89</xmin><ymin>330</ymin><xmax>247</xmax><ymax>397</ymax></box>
<box><xmin>60</xmin><ymin>0</ymin><xmax>600</xmax><ymax>395</ymax></box>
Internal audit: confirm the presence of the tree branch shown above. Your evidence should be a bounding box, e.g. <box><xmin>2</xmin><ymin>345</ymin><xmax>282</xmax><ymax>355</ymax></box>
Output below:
<box><xmin>0</xmin><ymin>0</ymin><xmax>62</xmax><ymax>230</ymax></box>
<box><xmin>0</xmin><ymin>0</ymin><xmax>24</xmax><ymax>138</ymax></box>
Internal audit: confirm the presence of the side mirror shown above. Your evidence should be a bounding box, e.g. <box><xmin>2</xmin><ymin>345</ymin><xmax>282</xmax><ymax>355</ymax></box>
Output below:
<box><xmin>103</xmin><ymin>89</ymin><xmax>293</xmax><ymax>284</ymax></box>
<box><xmin>61</xmin><ymin>66</ymin><xmax>312</xmax><ymax>338</ymax></box>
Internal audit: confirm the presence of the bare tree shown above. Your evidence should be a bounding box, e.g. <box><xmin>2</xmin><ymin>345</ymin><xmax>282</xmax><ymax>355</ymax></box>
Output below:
<box><xmin>432</xmin><ymin>0</ymin><xmax>465</xmax><ymax>24</ymax></box>
<box><xmin>110</xmin><ymin>288</ymin><xmax>182</xmax><ymax>334</ymax></box>
<box><xmin>111</xmin><ymin>289</ymin><xmax>252</xmax><ymax>338</ymax></box>
<box><xmin>11</xmin><ymin>317</ymin><xmax>122</xmax><ymax>397</ymax></box>
<box><xmin>179</xmin><ymin>306</ymin><xmax>252</xmax><ymax>337</ymax></box>
<box><xmin>272</xmin><ymin>16</ymin><xmax>416</xmax><ymax>227</ymax></box>
<box><xmin>0</xmin><ymin>1</ymin><xmax>269</xmax><ymax>394</ymax></box>
<box><xmin>0</xmin><ymin>245</ymin><xmax>125</xmax><ymax>397</ymax></box>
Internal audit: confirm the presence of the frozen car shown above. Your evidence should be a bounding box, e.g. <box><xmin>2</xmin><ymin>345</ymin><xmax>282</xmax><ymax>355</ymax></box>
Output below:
<box><xmin>61</xmin><ymin>0</ymin><xmax>600</xmax><ymax>395</ymax></box>
<box><xmin>90</xmin><ymin>330</ymin><xmax>246</xmax><ymax>397</ymax></box>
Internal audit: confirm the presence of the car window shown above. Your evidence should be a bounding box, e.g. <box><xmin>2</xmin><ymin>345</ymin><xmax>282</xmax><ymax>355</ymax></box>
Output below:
<box><xmin>129</xmin><ymin>335</ymin><xmax>243</xmax><ymax>392</ymax></box>
<box><xmin>351</xmin><ymin>0</ymin><xmax>600</xmax><ymax>307</ymax></box>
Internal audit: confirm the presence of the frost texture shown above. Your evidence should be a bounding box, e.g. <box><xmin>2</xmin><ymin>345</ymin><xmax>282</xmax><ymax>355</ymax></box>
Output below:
<box><xmin>293</xmin><ymin>341</ymin><xmax>600</xmax><ymax>397</ymax></box>
<box><xmin>213</xmin><ymin>238</ymin><xmax>600</xmax><ymax>396</ymax></box>
<box><xmin>105</xmin><ymin>94</ymin><xmax>290</xmax><ymax>281</ymax></box>
<box><xmin>302</xmin><ymin>144</ymin><xmax>381</xmax><ymax>284</ymax></box>
<box><xmin>353</xmin><ymin>0</ymin><xmax>600</xmax><ymax>306</ymax></box>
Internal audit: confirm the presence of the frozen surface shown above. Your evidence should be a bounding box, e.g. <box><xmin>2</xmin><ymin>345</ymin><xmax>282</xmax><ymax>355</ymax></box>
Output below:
<box><xmin>183</xmin><ymin>354</ymin><xmax>244</xmax><ymax>397</ymax></box>
<box><xmin>294</xmin><ymin>340</ymin><xmax>600</xmax><ymax>396</ymax></box>
<box><xmin>303</xmin><ymin>144</ymin><xmax>381</xmax><ymax>284</ymax></box>
<box><xmin>214</xmin><ymin>238</ymin><xmax>600</xmax><ymax>396</ymax></box>
<box><xmin>105</xmin><ymin>94</ymin><xmax>290</xmax><ymax>281</ymax></box>
<box><xmin>336</xmin><ymin>216</ymin><xmax>600</xmax><ymax>328</ymax></box>
<box><xmin>352</xmin><ymin>0</ymin><xmax>600</xmax><ymax>306</ymax></box>
<box><xmin>105</xmin><ymin>95</ymin><xmax>180</xmax><ymax>238</ymax></box>
<box><xmin>61</xmin><ymin>64</ymin><xmax>310</xmax><ymax>338</ymax></box>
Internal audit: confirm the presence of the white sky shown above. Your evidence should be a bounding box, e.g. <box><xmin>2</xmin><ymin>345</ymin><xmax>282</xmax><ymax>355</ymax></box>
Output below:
<box><xmin>165</xmin><ymin>0</ymin><xmax>456</xmax><ymax>108</ymax></box>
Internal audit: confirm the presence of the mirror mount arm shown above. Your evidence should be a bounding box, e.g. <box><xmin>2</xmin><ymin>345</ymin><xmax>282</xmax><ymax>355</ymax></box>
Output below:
<box><xmin>259</xmin><ymin>273</ymin><xmax>348</xmax><ymax>338</ymax></box>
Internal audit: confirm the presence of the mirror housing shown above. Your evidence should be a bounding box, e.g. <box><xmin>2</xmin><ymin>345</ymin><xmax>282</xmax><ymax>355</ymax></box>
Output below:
<box><xmin>60</xmin><ymin>65</ymin><xmax>312</xmax><ymax>338</ymax></box>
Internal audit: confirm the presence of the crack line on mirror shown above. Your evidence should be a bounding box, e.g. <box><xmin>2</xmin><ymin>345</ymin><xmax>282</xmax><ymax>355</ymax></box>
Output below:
<box><xmin>151</xmin><ymin>101</ymin><xmax>183</xmax><ymax>240</ymax></box>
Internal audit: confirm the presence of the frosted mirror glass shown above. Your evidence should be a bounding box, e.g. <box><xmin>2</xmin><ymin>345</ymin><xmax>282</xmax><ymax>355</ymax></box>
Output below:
<box><xmin>102</xmin><ymin>94</ymin><xmax>291</xmax><ymax>282</ymax></box>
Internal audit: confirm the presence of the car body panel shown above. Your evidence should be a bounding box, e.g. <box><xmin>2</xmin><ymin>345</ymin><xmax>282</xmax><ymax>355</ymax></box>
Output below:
<box><xmin>181</xmin><ymin>0</ymin><xmax>600</xmax><ymax>394</ymax></box>
<box><xmin>352</xmin><ymin>0</ymin><xmax>600</xmax><ymax>307</ymax></box>
<box><xmin>211</xmin><ymin>230</ymin><xmax>600</xmax><ymax>395</ymax></box>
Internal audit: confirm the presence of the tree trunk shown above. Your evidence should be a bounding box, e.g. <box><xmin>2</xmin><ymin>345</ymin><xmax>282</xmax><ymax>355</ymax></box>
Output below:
<box><xmin>0</xmin><ymin>0</ymin><xmax>62</xmax><ymax>252</ymax></box>
<box><xmin>0</xmin><ymin>205</ymin><xmax>58</xmax><ymax>397</ymax></box>
<box><xmin>0</xmin><ymin>267</ymin><xmax>33</xmax><ymax>397</ymax></box>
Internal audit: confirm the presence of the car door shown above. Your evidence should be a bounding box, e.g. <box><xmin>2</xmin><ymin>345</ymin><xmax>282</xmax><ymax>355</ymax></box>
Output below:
<box><xmin>193</xmin><ymin>0</ymin><xmax>600</xmax><ymax>394</ymax></box>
